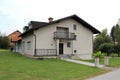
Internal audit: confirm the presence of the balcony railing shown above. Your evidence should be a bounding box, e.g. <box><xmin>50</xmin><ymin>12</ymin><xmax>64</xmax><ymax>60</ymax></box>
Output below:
<box><xmin>54</xmin><ymin>32</ymin><xmax>75</xmax><ymax>40</ymax></box>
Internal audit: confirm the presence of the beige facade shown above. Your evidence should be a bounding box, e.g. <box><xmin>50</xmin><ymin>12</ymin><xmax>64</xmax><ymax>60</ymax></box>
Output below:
<box><xmin>33</xmin><ymin>19</ymin><xmax>93</xmax><ymax>59</ymax></box>
<box><xmin>17</xmin><ymin>15</ymin><xmax>100</xmax><ymax>59</ymax></box>
<box><xmin>21</xmin><ymin>34</ymin><xmax>35</xmax><ymax>55</ymax></box>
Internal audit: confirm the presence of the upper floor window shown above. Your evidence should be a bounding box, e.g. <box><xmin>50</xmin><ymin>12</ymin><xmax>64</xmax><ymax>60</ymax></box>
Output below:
<box><xmin>57</xmin><ymin>27</ymin><xmax>69</xmax><ymax>33</ymax></box>
<box><xmin>73</xmin><ymin>24</ymin><xmax>77</xmax><ymax>30</ymax></box>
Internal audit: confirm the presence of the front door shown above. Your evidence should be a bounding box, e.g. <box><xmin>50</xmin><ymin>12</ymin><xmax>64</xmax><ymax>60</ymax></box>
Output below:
<box><xmin>59</xmin><ymin>43</ymin><xmax>63</xmax><ymax>54</ymax></box>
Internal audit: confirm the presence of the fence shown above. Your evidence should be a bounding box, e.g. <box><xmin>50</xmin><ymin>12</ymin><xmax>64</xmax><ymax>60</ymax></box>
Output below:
<box><xmin>36</xmin><ymin>49</ymin><xmax>57</xmax><ymax>56</ymax></box>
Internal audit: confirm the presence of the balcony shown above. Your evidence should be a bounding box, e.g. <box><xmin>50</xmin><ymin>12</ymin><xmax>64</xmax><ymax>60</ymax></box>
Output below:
<box><xmin>54</xmin><ymin>31</ymin><xmax>75</xmax><ymax>40</ymax></box>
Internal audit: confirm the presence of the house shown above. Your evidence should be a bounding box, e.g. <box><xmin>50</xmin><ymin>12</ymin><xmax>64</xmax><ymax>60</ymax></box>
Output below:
<box><xmin>8</xmin><ymin>30</ymin><xmax>22</xmax><ymax>51</ymax></box>
<box><xmin>17</xmin><ymin>14</ymin><xmax>100</xmax><ymax>59</ymax></box>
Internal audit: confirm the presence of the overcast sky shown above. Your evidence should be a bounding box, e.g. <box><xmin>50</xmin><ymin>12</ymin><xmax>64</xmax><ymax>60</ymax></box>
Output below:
<box><xmin>0</xmin><ymin>0</ymin><xmax>120</xmax><ymax>35</ymax></box>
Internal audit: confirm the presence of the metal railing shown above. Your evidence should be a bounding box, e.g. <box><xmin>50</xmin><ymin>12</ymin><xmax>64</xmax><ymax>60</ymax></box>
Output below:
<box><xmin>36</xmin><ymin>49</ymin><xmax>57</xmax><ymax>56</ymax></box>
<box><xmin>54</xmin><ymin>32</ymin><xmax>75</xmax><ymax>40</ymax></box>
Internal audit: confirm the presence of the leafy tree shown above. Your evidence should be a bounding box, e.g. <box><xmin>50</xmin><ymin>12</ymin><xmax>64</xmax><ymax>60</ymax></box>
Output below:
<box><xmin>94</xmin><ymin>29</ymin><xmax>111</xmax><ymax>52</ymax></box>
<box><xmin>115</xmin><ymin>24</ymin><xmax>120</xmax><ymax>44</ymax></box>
<box><xmin>110</xmin><ymin>26</ymin><xmax>116</xmax><ymax>43</ymax></box>
<box><xmin>114</xmin><ymin>44</ymin><xmax>120</xmax><ymax>57</ymax></box>
<box><xmin>110</xmin><ymin>24</ymin><xmax>120</xmax><ymax>57</ymax></box>
<box><xmin>0</xmin><ymin>34</ymin><xmax>9</xmax><ymax>49</ymax></box>
<box><xmin>99</xmin><ymin>43</ymin><xmax>114</xmax><ymax>56</ymax></box>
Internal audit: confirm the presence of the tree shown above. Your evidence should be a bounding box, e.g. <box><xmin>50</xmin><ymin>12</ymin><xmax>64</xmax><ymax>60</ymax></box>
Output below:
<box><xmin>99</xmin><ymin>43</ymin><xmax>114</xmax><ymax>56</ymax></box>
<box><xmin>0</xmin><ymin>34</ymin><xmax>9</xmax><ymax>49</ymax></box>
<box><xmin>115</xmin><ymin>24</ymin><xmax>120</xmax><ymax>44</ymax></box>
<box><xmin>114</xmin><ymin>44</ymin><xmax>120</xmax><ymax>57</ymax></box>
<box><xmin>94</xmin><ymin>29</ymin><xmax>111</xmax><ymax>52</ymax></box>
<box><xmin>110</xmin><ymin>26</ymin><xmax>116</xmax><ymax>43</ymax></box>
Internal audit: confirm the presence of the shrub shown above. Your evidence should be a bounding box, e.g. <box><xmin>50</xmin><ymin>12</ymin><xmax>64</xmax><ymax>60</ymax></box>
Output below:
<box><xmin>99</xmin><ymin>43</ymin><xmax>114</xmax><ymax>56</ymax></box>
<box><xmin>93</xmin><ymin>51</ymin><xmax>104</xmax><ymax>59</ymax></box>
<box><xmin>114</xmin><ymin>44</ymin><xmax>120</xmax><ymax>57</ymax></box>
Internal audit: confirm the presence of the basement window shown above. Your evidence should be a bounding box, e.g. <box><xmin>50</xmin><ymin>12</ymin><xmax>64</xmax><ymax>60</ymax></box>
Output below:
<box><xmin>74</xmin><ymin>50</ymin><xmax>77</xmax><ymax>53</ymax></box>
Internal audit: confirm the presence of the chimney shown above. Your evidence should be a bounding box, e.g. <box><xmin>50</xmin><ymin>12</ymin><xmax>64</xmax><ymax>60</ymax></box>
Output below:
<box><xmin>48</xmin><ymin>17</ymin><xmax>53</xmax><ymax>23</ymax></box>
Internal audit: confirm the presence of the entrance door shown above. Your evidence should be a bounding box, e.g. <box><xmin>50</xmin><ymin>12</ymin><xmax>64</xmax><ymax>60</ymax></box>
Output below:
<box><xmin>59</xmin><ymin>43</ymin><xmax>63</xmax><ymax>54</ymax></box>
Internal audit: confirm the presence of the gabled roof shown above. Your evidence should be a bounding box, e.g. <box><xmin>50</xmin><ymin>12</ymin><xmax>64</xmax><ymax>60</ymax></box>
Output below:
<box><xmin>29</xmin><ymin>21</ymin><xmax>47</xmax><ymax>29</ymax></box>
<box><xmin>20</xmin><ymin>14</ymin><xmax>100</xmax><ymax>36</ymax></box>
<box><xmin>8</xmin><ymin>30</ymin><xmax>22</xmax><ymax>42</ymax></box>
<box><xmin>8</xmin><ymin>30</ymin><xmax>21</xmax><ymax>36</ymax></box>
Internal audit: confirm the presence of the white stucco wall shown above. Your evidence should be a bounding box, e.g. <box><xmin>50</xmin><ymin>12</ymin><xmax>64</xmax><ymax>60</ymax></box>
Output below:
<box><xmin>22</xmin><ymin>34</ymin><xmax>35</xmax><ymax>55</ymax></box>
<box><xmin>34</xmin><ymin>24</ymin><xmax>56</xmax><ymax>49</ymax></box>
<box><xmin>15</xmin><ymin>42</ymin><xmax>22</xmax><ymax>53</ymax></box>
<box><xmin>55</xmin><ymin>19</ymin><xmax>93</xmax><ymax>59</ymax></box>
<box><xmin>34</xmin><ymin>18</ymin><xmax>93</xmax><ymax>59</ymax></box>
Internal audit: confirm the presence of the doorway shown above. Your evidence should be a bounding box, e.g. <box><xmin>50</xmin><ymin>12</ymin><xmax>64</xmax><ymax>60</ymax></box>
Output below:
<box><xmin>59</xmin><ymin>43</ymin><xmax>63</xmax><ymax>54</ymax></box>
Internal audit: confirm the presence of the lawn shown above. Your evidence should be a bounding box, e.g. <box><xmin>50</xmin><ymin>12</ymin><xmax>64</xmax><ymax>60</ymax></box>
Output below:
<box><xmin>80</xmin><ymin>57</ymin><xmax>120</xmax><ymax>68</ymax></box>
<box><xmin>0</xmin><ymin>50</ymin><xmax>107</xmax><ymax>80</ymax></box>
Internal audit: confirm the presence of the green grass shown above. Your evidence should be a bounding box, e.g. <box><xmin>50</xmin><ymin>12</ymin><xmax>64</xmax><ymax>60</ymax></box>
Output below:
<box><xmin>107</xmin><ymin>58</ymin><xmax>120</xmax><ymax>67</ymax></box>
<box><xmin>79</xmin><ymin>58</ymin><xmax>120</xmax><ymax>68</ymax></box>
<box><xmin>0</xmin><ymin>50</ymin><xmax>107</xmax><ymax>80</ymax></box>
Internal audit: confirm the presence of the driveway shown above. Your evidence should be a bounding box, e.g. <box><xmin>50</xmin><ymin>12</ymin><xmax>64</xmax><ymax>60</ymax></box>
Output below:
<box><xmin>87</xmin><ymin>68</ymin><xmax>120</xmax><ymax>80</ymax></box>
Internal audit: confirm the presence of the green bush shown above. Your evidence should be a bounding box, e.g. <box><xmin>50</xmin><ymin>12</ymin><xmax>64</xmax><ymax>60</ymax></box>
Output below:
<box><xmin>114</xmin><ymin>44</ymin><xmax>120</xmax><ymax>57</ymax></box>
<box><xmin>99</xmin><ymin>43</ymin><xmax>114</xmax><ymax>56</ymax></box>
<box><xmin>93</xmin><ymin>51</ymin><xmax>104</xmax><ymax>59</ymax></box>
<box><xmin>0</xmin><ymin>35</ymin><xmax>9</xmax><ymax>49</ymax></box>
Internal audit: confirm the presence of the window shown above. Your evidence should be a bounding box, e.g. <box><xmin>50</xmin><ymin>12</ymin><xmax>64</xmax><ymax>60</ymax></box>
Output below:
<box><xmin>56</xmin><ymin>27</ymin><xmax>69</xmax><ymax>38</ymax></box>
<box><xmin>27</xmin><ymin>41</ymin><xmax>31</xmax><ymax>50</ymax></box>
<box><xmin>73</xmin><ymin>24</ymin><xmax>77</xmax><ymax>30</ymax></box>
<box><xmin>74</xmin><ymin>35</ymin><xmax>77</xmax><ymax>40</ymax></box>
<box><xmin>67</xmin><ymin>42</ymin><xmax>71</xmax><ymax>47</ymax></box>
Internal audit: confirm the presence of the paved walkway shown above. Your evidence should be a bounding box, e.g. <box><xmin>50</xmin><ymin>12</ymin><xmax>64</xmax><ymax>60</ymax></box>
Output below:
<box><xmin>64</xmin><ymin>59</ymin><xmax>104</xmax><ymax>68</ymax></box>
<box><xmin>87</xmin><ymin>69</ymin><xmax>120</xmax><ymax>80</ymax></box>
<box><xmin>63</xmin><ymin>59</ymin><xmax>120</xmax><ymax>80</ymax></box>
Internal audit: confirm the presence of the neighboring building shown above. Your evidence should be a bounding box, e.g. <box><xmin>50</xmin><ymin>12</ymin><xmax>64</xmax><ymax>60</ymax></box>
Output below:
<box><xmin>17</xmin><ymin>14</ymin><xmax>100</xmax><ymax>59</ymax></box>
<box><xmin>8</xmin><ymin>30</ymin><xmax>22</xmax><ymax>51</ymax></box>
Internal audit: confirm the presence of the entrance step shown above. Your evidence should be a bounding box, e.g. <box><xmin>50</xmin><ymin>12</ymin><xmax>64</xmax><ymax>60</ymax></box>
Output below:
<box><xmin>58</xmin><ymin>54</ymin><xmax>73</xmax><ymax>59</ymax></box>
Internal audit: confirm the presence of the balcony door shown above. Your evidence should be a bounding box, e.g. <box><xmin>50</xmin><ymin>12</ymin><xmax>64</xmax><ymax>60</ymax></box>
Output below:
<box><xmin>57</xmin><ymin>27</ymin><xmax>69</xmax><ymax>38</ymax></box>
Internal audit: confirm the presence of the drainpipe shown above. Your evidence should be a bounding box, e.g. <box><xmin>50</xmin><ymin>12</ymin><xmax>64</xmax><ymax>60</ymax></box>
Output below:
<box><xmin>33</xmin><ymin>31</ymin><xmax>36</xmax><ymax>56</ymax></box>
<box><xmin>56</xmin><ymin>39</ymin><xmax>59</xmax><ymax>55</ymax></box>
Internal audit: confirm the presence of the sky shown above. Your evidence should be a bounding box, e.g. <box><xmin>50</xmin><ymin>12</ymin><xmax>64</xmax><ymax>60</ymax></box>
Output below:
<box><xmin>0</xmin><ymin>0</ymin><xmax>120</xmax><ymax>35</ymax></box>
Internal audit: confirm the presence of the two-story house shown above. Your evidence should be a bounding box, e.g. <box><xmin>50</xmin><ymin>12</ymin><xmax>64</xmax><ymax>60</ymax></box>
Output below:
<box><xmin>18</xmin><ymin>14</ymin><xmax>100</xmax><ymax>59</ymax></box>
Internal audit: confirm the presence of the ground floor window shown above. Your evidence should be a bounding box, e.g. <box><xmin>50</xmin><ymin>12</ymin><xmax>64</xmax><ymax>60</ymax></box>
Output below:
<box><xmin>67</xmin><ymin>42</ymin><xmax>71</xmax><ymax>47</ymax></box>
<box><xmin>27</xmin><ymin>41</ymin><xmax>31</xmax><ymax>50</ymax></box>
